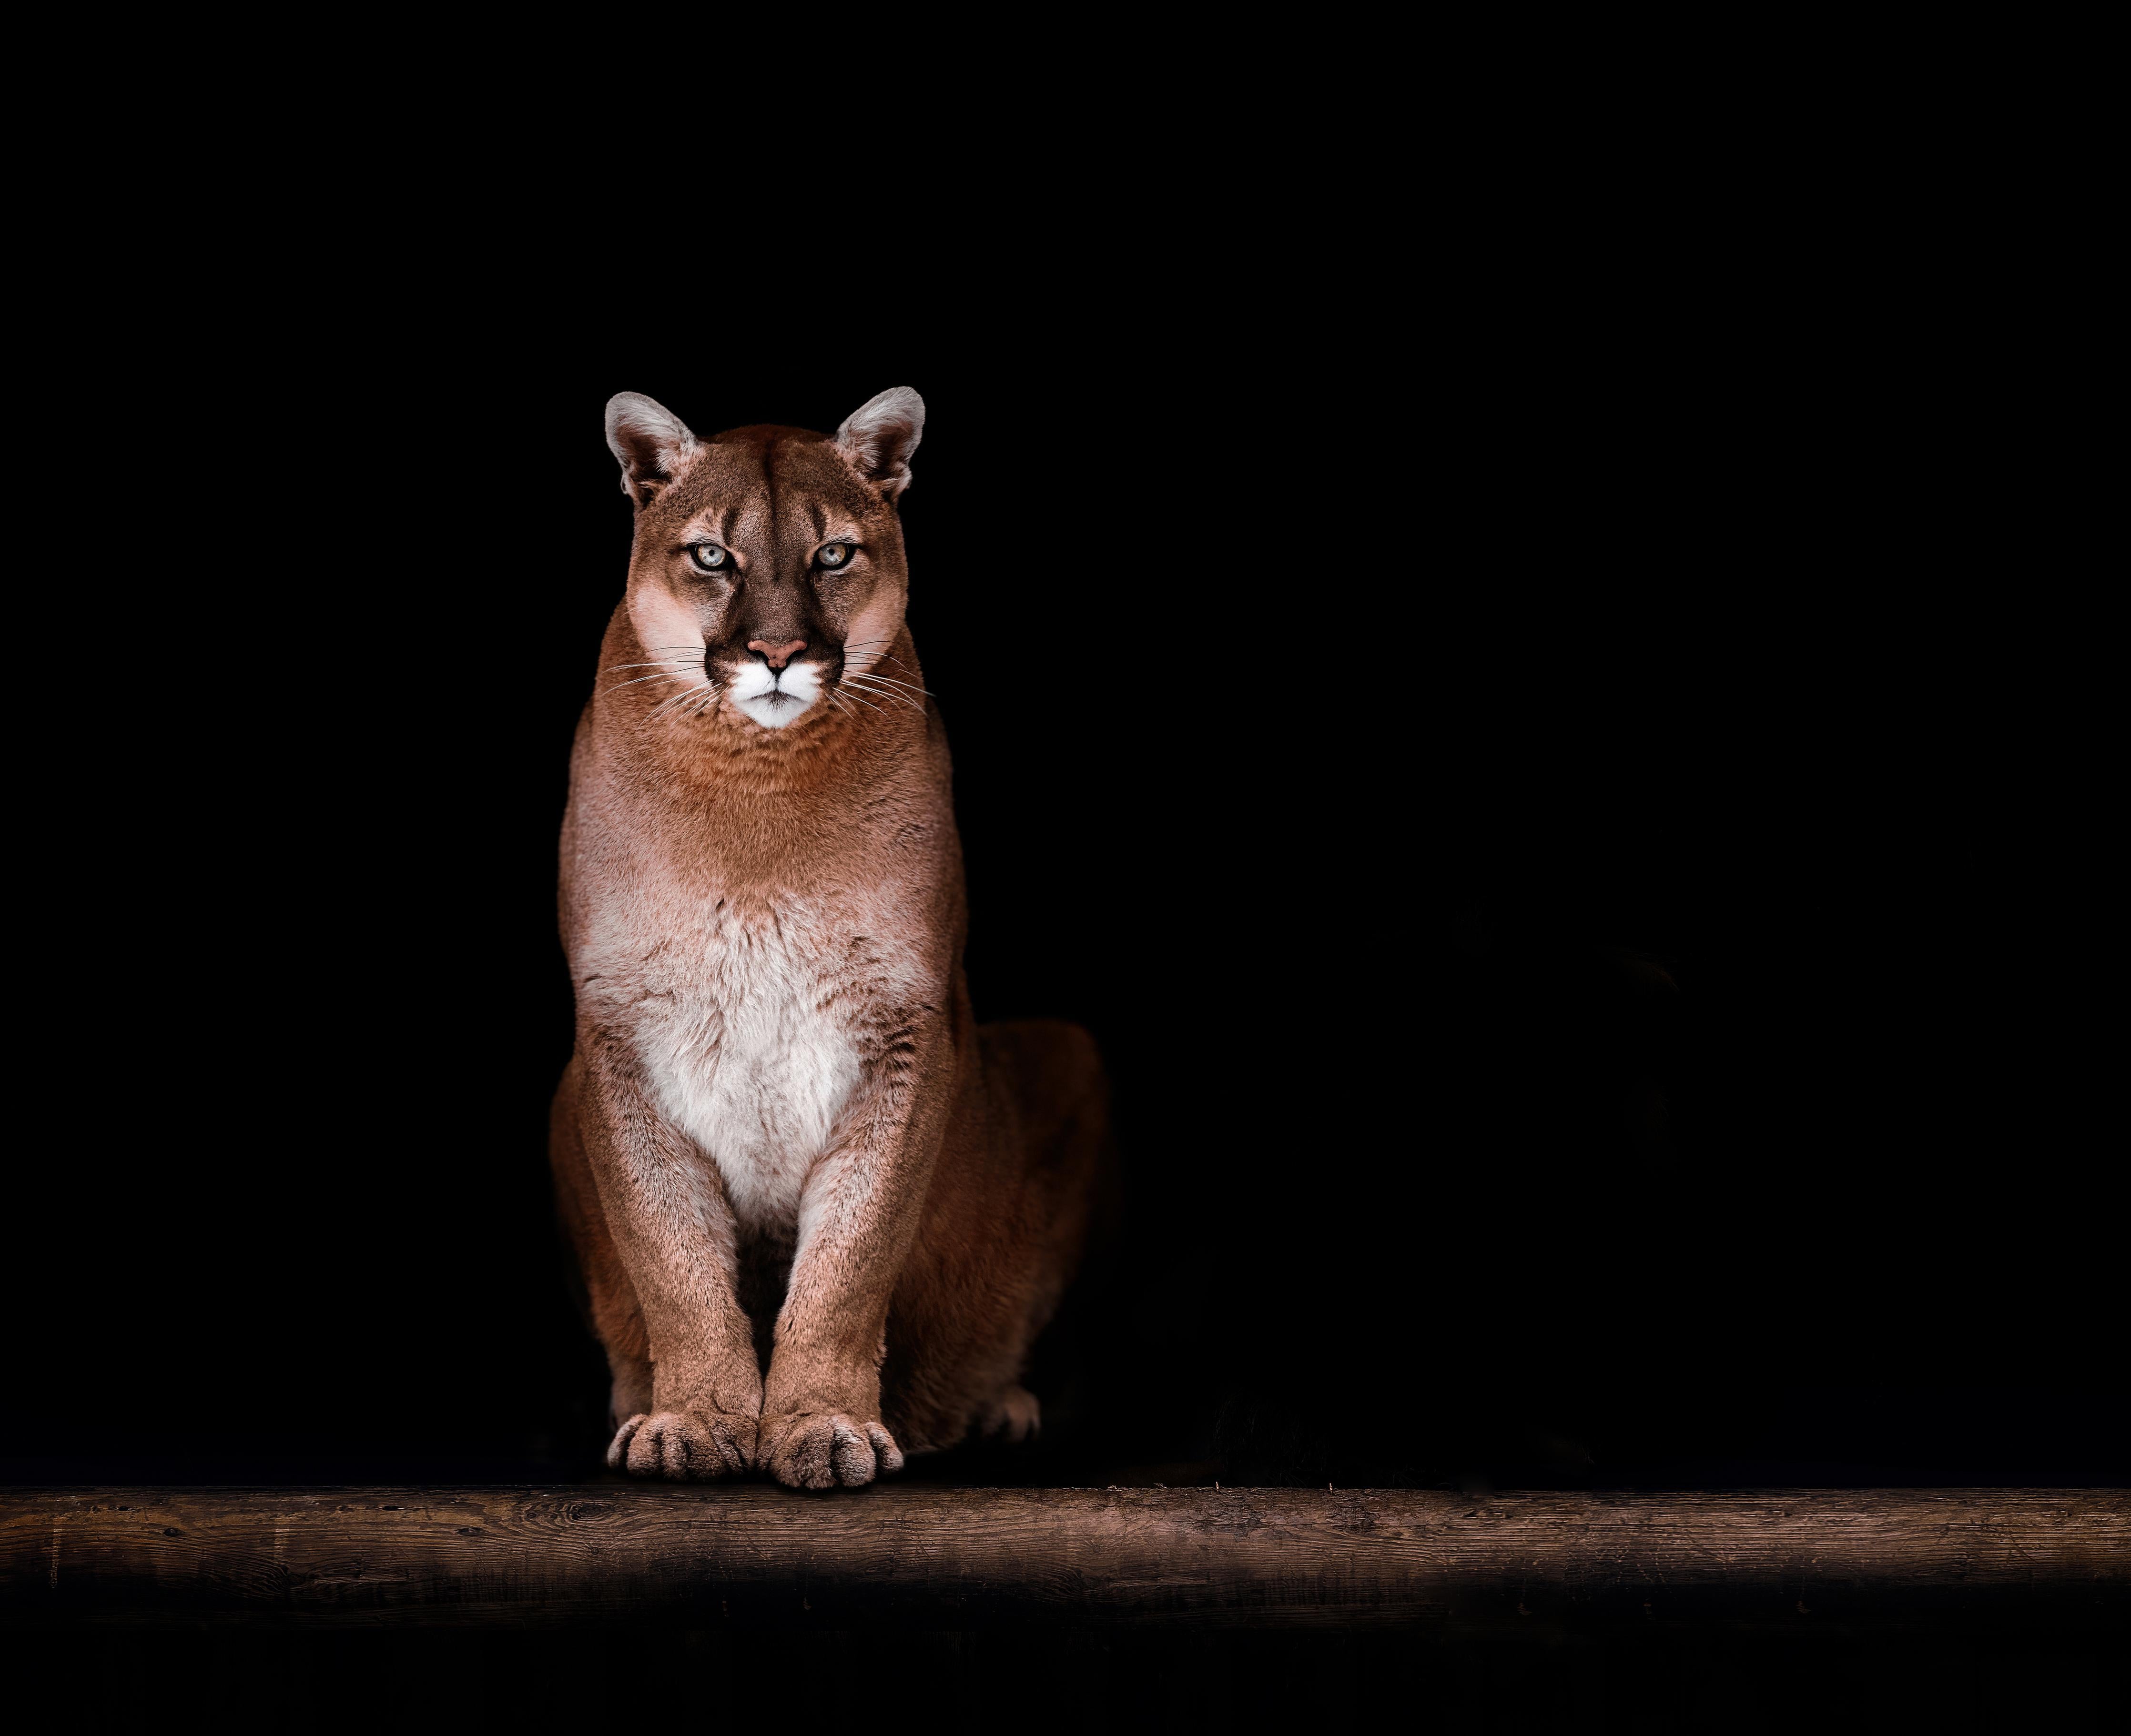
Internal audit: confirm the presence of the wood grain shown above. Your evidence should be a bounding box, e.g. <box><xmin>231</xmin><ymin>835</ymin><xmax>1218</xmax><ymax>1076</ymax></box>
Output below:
<box><xmin>4</xmin><ymin>1487</ymin><xmax>2125</xmax><ymax>1629</ymax></box>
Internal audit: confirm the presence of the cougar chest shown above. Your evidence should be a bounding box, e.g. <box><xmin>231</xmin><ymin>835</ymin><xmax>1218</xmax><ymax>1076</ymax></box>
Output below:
<box><xmin>635</xmin><ymin>893</ymin><xmax>864</xmax><ymax>1238</ymax></box>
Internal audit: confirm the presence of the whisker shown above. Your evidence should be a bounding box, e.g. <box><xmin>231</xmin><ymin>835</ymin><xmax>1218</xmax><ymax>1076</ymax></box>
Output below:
<box><xmin>844</xmin><ymin>672</ymin><xmax>925</xmax><ymax>700</ymax></box>
<box><xmin>646</xmin><ymin>681</ymin><xmax>717</xmax><ymax>723</ymax></box>
<box><xmin>843</xmin><ymin>684</ymin><xmax>920</xmax><ymax>713</ymax></box>
<box><xmin>602</xmin><ymin>671</ymin><xmax>691</xmax><ymax>694</ymax></box>
<box><xmin>852</xmin><ymin>671</ymin><xmax>933</xmax><ymax>698</ymax></box>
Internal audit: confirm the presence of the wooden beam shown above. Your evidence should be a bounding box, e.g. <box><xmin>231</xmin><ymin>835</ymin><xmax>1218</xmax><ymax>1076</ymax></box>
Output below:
<box><xmin>5</xmin><ymin>1487</ymin><xmax>2126</xmax><ymax>1629</ymax></box>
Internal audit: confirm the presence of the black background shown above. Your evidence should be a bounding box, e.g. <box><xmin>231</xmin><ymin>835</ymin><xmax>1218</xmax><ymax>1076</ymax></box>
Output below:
<box><xmin>6</xmin><ymin>243</ymin><xmax>2119</xmax><ymax>1495</ymax></box>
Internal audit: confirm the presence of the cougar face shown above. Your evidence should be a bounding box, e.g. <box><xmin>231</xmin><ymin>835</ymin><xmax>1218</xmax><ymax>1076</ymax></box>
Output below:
<box><xmin>606</xmin><ymin>391</ymin><xmax>923</xmax><ymax>731</ymax></box>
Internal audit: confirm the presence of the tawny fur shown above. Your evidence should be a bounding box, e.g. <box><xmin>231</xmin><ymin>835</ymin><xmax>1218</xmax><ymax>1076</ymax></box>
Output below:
<box><xmin>550</xmin><ymin>389</ymin><xmax>1106</xmax><ymax>1489</ymax></box>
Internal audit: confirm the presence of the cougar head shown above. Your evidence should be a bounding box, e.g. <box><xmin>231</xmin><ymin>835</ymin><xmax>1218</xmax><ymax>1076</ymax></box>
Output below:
<box><xmin>604</xmin><ymin>387</ymin><xmax>924</xmax><ymax>731</ymax></box>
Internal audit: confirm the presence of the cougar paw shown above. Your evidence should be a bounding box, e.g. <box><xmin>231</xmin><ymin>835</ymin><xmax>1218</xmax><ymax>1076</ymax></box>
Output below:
<box><xmin>980</xmin><ymin>1384</ymin><xmax>1041</xmax><ymax>1443</ymax></box>
<box><xmin>760</xmin><ymin>1412</ymin><xmax>904</xmax><ymax>1490</ymax></box>
<box><xmin>607</xmin><ymin>1410</ymin><xmax>752</xmax><ymax>1481</ymax></box>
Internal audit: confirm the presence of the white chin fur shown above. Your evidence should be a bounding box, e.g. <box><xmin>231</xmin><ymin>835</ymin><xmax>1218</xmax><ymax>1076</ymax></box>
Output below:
<box><xmin>728</xmin><ymin>658</ymin><xmax>821</xmax><ymax>729</ymax></box>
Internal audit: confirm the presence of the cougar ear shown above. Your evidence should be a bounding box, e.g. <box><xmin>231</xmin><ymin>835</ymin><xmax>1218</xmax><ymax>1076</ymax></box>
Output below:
<box><xmin>835</xmin><ymin>387</ymin><xmax>925</xmax><ymax>499</ymax></box>
<box><xmin>605</xmin><ymin>392</ymin><xmax>700</xmax><ymax>508</ymax></box>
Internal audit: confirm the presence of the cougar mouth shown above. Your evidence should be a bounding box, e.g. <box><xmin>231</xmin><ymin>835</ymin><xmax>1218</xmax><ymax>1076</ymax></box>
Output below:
<box><xmin>729</xmin><ymin>656</ymin><xmax>825</xmax><ymax>729</ymax></box>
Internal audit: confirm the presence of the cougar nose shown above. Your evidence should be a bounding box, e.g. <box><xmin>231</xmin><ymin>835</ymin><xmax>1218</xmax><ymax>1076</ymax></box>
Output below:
<box><xmin>746</xmin><ymin>639</ymin><xmax>808</xmax><ymax>672</ymax></box>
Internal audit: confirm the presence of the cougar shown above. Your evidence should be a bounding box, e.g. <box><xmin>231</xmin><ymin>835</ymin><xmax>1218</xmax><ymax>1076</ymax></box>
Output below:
<box><xmin>550</xmin><ymin>387</ymin><xmax>1107</xmax><ymax>1489</ymax></box>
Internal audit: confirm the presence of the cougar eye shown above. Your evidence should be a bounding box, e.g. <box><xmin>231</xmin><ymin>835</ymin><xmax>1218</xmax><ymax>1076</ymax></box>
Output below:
<box><xmin>816</xmin><ymin>543</ymin><xmax>853</xmax><ymax>570</ymax></box>
<box><xmin>688</xmin><ymin>543</ymin><xmax>730</xmax><ymax>572</ymax></box>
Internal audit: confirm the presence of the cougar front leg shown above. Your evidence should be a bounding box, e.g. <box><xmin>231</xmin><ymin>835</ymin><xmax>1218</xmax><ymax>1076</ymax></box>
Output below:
<box><xmin>759</xmin><ymin>1016</ymin><xmax>955</xmax><ymax>1489</ymax></box>
<box><xmin>577</xmin><ymin>1041</ymin><xmax>763</xmax><ymax>1480</ymax></box>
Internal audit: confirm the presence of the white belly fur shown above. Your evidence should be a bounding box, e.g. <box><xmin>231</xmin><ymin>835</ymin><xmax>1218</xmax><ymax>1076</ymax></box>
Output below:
<box><xmin>631</xmin><ymin>914</ymin><xmax>863</xmax><ymax>1240</ymax></box>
